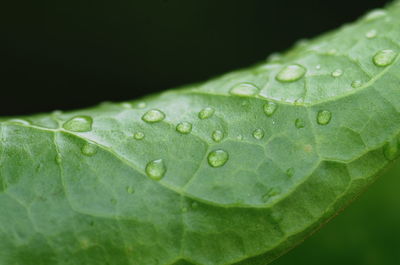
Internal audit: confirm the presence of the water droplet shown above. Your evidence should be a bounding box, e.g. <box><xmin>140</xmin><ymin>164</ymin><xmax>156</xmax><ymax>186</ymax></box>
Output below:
<box><xmin>252</xmin><ymin>128</ymin><xmax>265</xmax><ymax>140</ymax></box>
<box><xmin>81</xmin><ymin>142</ymin><xmax>98</xmax><ymax>157</ymax></box>
<box><xmin>191</xmin><ymin>202</ymin><xmax>199</xmax><ymax>209</ymax></box>
<box><xmin>366</xmin><ymin>29</ymin><xmax>378</xmax><ymax>39</ymax></box>
<box><xmin>262</xmin><ymin>187</ymin><xmax>281</xmax><ymax>202</ymax></box>
<box><xmin>327</xmin><ymin>49</ymin><xmax>337</xmax><ymax>55</ymax></box>
<box><xmin>286</xmin><ymin>168</ymin><xmax>295</xmax><ymax>177</ymax></box>
<box><xmin>276</xmin><ymin>64</ymin><xmax>306</xmax><ymax>82</ymax></box>
<box><xmin>134</xmin><ymin>132</ymin><xmax>145</xmax><ymax>140</ymax></box>
<box><xmin>63</xmin><ymin>116</ymin><xmax>93</xmax><ymax>132</ymax></box>
<box><xmin>295</xmin><ymin>118</ymin><xmax>305</xmax><ymax>129</ymax></box>
<box><xmin>133</xmin><ymin>102</ymin><xmax>147</xmax><ymax>109</ymax></box>
<box><xmin>351</xmin><ymin>80</ymin><xmax>363</xmax><ymax>88</ymax></box>
<box><xmin>145</xmin><ymin>159</ymin><xmax>166</xmax><ymax>180</ymax></box>
<box><xmin>126</xmin><ymin>186</ymin><xmax>135</xmax><ymax>194</ymax></box>
<box><xmin>237</xmin><ymin>135</ymin><xmax>244</xmax><ymax>141</ymax></box>
<box><xmin>373</xmin><ymin>49</ymin><xmax>397</xmax><ymax>67</ymax></box>
<box><xmin>267</xmin><ymin>53</ymin><xmax>282</xmax><ymax>63</ymax></box>
<box><xmin>198</xmin><ymin>107</ymin><xmax>215</xmax><ymax>120</ymax></box>
<box><xmin>212</xmin><ymin>130</ymin><xmax>224</xmax><ymax>142</ymax></box>
<box><xmin>181</xmin><ymin>207</ymin><xmax>188</xmax><ymax>213</ymax></box>
<box><xmin>8</xmin><ymin>119</ymin><xmax>31</xmax><ymax>125</ymax></box>
<box><xmin>263</xmin><ymin>101</ymin><xmax>278</xmax><ymax>117</ymax></box>
<box><xmin>383</xmin><ymin>139</ymin><xmax>400</xmax><ymax>161</ymax></box>
<box><xmin>176</xmin><ymin>122</ymin><xmax>192</xmax><ymax>134</ymax></box>
<box><xmin>317</xmin><ymin>110</ymin><xmax>332</xmax><ymax>125</ymax></box>
<box><xmin>315</xmin><ymin>64</ymin><xmax>322</xmax><ymax>70</ymax></box>
<box><xmin>142</xmin><ymin>109</ymin><xmax>165</xmax><ymax>123</ymax></box>
<box><xmin>365</xmin><ymin>9</ymin><xmax>387</xmax><ymax>21</ymax></box>
<box><xmin>229</xmin><ymin>82</ymin><xmax>259</xmax><ymax>97</ymax></box>
<box><xmin>207</xmin><ymin>149</ymin><xmax>229</xmax><ymax>168</ymax></box>
<box><xmin>120</xmin><ymin>102</ymin><xmax>132</xmax><ymax>109</ymax></box>
<box><xmin>331</xmin><ymin>69</ymin><xmax>343</xmax><ymax>77</ymax></box>
<box><xmin>55</xmin><ymin>154</ymin><xmax>62</xmax><ymax>164</ymax></box>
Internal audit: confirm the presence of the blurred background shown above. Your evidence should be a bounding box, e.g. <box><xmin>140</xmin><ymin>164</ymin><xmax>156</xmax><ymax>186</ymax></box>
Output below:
<box><xmin>0</xmin><ymin>0</ymin><xmax>393</xmax><ymax>115</ymax></box>
<box><xmin>1</xmin><ymin>1</ymin><xmax>399</xmax><ymax>264</ymax></box>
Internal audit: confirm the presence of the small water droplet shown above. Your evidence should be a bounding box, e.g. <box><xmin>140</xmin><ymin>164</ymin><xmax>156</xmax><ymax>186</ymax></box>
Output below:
<box><xmin>331</xmin><ymin>69</ymin><xmax>343</xmax><ymax>77</ymax></box>
<box><xmin>145</xmin><ymin>159</ymin><xmax>166</xmax><ymax>180</ymax></box>
<box><xmin>55</xmin><ymin>154</ymin><xmax>62</xmax><ymax>164</ymax></box>
<box><xmin>120</xmin><ymin>102</ymin><xmax>132</xmax><ymax>109</ymax></box>
<box><xmin>198</xmin><ymin>107</ymin><xmax>215</xmax><ymax>120</ymax></box>
<box><xmin>176</xmin><ymin>122</ymin><xmax>192</xmax><ymax>134</ymax></box>
<box><xmin>63</xmin><ymin>116</ymin><xmax>93</xmax><ymax>132</ymax></box>
<box><xmin>263</xmin><ymin>101</ymin><xmax>278</xmax><ymax>117</ymax></box>
<box><xmin>366</xmin><ymin>29</ymin><xmax>378</xmax><ymax>39</ymax></box>
<box><xmin>207</xmin><ymin>149</ymin><xmax>229</xmax><ymax>168</ymax></box>
<box><xmin>237</xmin><ymin>135</ymin><xmax>244</xmax><ymax>141</ymax></box>
<box><xmin>191</xmin><ymin>202</ymin><xmax>199</xmax><ymax>209</ymax></box>
<box><xmin>134</xmin><ymin>132</ymin><xmax>145</xmax><ymax>140</ymax></box>
<box><xmin>126</xmin><ymin>186</ymin><xmax>135</xmax><ymax>194</ymax></box>
<box><xmin>252</xmin><ymin>128</ymin><xmax>265</xmax><ymax>140</ymax></box>
<box><xmin>365</xmin><ymin>9</ymin><xmax>387</xmax><ymax>21</ymax></box>
<box><xmin>317</xmin><ymin>110</ymin><xmax>332</xmax><ymax>125</ymax></box>
<box><xmin>276</xmin><ymin>64</ymin><xmax>306</xmax><ymax>82</ymax></box>
<box><xmin>327</xmin><ymin>49</ymin><xmax>337</xmax><ymax>55</ymax></box>
<box><xmin>134</xmin><ymin>102</ymin><xmax>147</xmax><ymax>109</ymax></box>
<box><xmin>8</xmin><ymin>119</ymin><xmax>31</xmax><ymax>125</ymax></box>
<box><xmin>295</xmin><ymin>118</ymin><xmax>305</xmax><ymax>129</ymax></box>
<box><xmin>286</xmin><ymin>168</ymin><xmax>295</xmax><ymax>177</ymax></box>
<box><xmin>315</xmin><ymin>64</ymin><xmax>322</xmax><ymax>70</ymax></box>
<box><xmin>212</xmin><ymin>130</ymin><xmax>224</xmax><ymax>142</ymax></box>
<box><xmin>81</xmin><ymin>142</ymin><xmax>98</xmax><ymax>157</ymax></box>
<box><xmin>351</xmin><ymin>80</ymin><xmax>363</xmax><ymax>88</ymax></box>
<box><xmin>181</xmin><ymin>207</ymin><xmax>188</xmax><ymax>213</ymax></box>
<box><xmin>142</xmin><ymin>109</ymin><xmax>166</xmax><ymax>123</ymax></box>
<box><xmin>267</xmin><ymin>53</ymin><xmax>282</xmax><ymax>63</ymax></box>
<box><xmin>383</xmin><ymin>139</ymin><xmax>400</xmax><ymax>161</ymax></box>
<box><xmin>373</xmin><ymin>49</ymin><xmax>397</xmax><ymax>67</ymax></box>
<box><xmin>229</xmin><ymin>82</ymin><xmax>260</xmax><ymax>97</ymax></box>
<box><xmin>262</xmin><ymin>187</ymin><xmax>281</xmax><ymax>202</ymax></box>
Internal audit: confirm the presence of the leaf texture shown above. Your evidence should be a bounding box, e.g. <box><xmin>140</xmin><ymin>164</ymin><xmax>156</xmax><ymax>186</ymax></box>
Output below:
<box><xmin>2</xmin><ymin>2</ymin><xmax>400</xmax><ymax>265</ymax></box>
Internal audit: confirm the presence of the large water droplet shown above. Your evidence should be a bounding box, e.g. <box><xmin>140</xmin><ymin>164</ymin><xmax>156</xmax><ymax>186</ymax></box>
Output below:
<box><xmin>331</xmin><ymin>69</ymin><xmax>343</xmax><ymax>77</ymax></box>
<box><xmin>317</xmin><ymin>110</ymin><xmax>332</xmax><ymax>125</ymax></box>
<box><xmin>207</xmin><ymin>149</ymin><xmax>229</xmax><ymax>168</ymax></box>
<box><xmin>252</xmin><ymin>128</ymin><xmax>265</xmax><ymax>140</ymax></box>
<box><xmin>351</xmin><ymin>80</ymin><xmax>363</xmax><ymax>88</ymax></box>
<box><xmin>63</xmin><ymin>116</ymin><xmax>93</xmax><ymax>132</ymax></box>
<box><xmin>276</xmin><ymin>64</ymin><xmax>306</xmax><ymax>82</ymax></box>
<box><xmin>145</xmin><ymin>159</ymin><xmax>166</xmax><ymax>180</ymax></box>
<box><xmin>295</xmin><ymin>118</ymin><xmax>305</xmax><ymax>129</ymax></box>
<box><xmin>212</xmin><ymin>130</ymin><xmax>224</xmax><ymax>142</ymax></box>
<box><xmin>373</xmin><ymin>49</ymin><xmax>397</xmax><ymax>67</ymax></box>
<box><xmin>229</xmin><ymin>82</ymin><xmax>259</xmax><ymax>97</ymax></box>
<box><xmin>263</xmin><ymin>101</ymin><xmax>278</xmax><ymax>117</ymax></box>
<box><xmin>142</xmin><ymin>109</ymin><xmax>165</xmax><ymax>123</ymax></box>
<box><xmin>81</xmin><ymin>142</ymin><xmax>98</xmax><ymax>157</ymax></box>
<box><xmin>176</xmin><ymin>122</ymin><xmax>192</xmax><ymax>134</ymax></box>
<box><xmin>134</xmin><ymin>132</ymin><xmax>145</xmax><ymax>140</ymax></box>
<box><xmin>198</xmin><ymin>107</ymin><xmax>215</xmax><ymax>120</ymax></box>
<box><xmin>366</xmin><ymin>29</ymin><xmax>378</xmax><ymax>39</ymax></box>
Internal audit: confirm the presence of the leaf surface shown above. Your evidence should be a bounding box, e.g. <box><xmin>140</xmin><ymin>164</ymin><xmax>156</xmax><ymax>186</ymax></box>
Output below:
<box><xmin>2</xmin><ymin>2</ymin><xmax>400</xmax><ymax>265</ymax></box>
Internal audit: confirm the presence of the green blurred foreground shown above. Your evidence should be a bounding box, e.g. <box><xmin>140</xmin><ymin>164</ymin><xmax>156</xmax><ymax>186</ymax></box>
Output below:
<box><xmin>274</xmin><ymin>161</ymin><xmax>400</xmax><ymax>265</ymax></box>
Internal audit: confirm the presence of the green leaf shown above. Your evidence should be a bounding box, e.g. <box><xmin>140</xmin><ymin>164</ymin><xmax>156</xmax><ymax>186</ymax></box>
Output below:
<box><xmin>2</xmin><ymin>2</ymin><xmax>400</xmax><ymax>265</ymax></box>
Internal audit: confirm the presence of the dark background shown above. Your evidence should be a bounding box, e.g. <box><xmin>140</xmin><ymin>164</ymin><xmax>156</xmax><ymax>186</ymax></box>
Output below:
<box><xmin>0</xmin><ymin>0</ymin><xmax>392</xmax><ymax>116</ymax></box>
